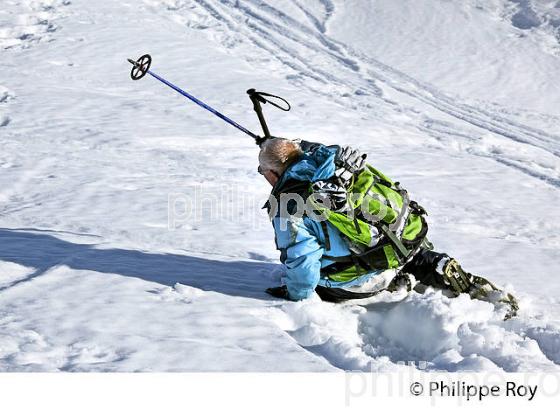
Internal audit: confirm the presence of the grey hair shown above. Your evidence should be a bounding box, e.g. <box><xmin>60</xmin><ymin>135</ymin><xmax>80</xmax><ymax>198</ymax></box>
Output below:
<box><xmin>258</xmin><ymin>138</ymin><xmax>303</xmax><ymax>175</ymax></box>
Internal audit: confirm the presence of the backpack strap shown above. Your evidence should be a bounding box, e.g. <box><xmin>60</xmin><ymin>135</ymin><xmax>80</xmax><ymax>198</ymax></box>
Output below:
<box><xmin>320</xmin><ymin>220</ymin><xmax>331</xmax><ymax>251</ymax></box>
<box><xmin>378</xmin><ymin>224</ymin><xmax>411</xmax><ymax>261</ymax></box>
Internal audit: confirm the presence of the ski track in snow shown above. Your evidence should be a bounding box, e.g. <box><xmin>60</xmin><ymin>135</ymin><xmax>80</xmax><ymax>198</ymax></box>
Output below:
<box><xmin>179</xmin><ymin>0</ymin><xmax>560</xmax><ymax>188</ymax></box>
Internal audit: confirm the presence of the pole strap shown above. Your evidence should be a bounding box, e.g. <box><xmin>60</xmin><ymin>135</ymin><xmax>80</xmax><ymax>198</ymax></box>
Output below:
<box><xmin>247</xmin><ymin>89</ymin><xmax>291</xmax><ymax>145</ymax></box>
<box><xmin>252</xmin><ymin>91</ymin><xmax>291</xmax><ymax>111</ymax></box>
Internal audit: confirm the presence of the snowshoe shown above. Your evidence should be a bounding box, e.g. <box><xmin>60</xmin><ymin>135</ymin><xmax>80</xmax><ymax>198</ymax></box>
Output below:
<box><xmin>440</xmin><ymin>258</ymin><xmax>519</xmax><ymax>320</ymax></box>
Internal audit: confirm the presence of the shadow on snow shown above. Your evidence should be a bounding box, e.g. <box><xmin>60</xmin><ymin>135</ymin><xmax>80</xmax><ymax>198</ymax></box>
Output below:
<box><xmin>0</xmin><ymin>228</ymin><xmax>277</xmax><ymax>300</ymax></box>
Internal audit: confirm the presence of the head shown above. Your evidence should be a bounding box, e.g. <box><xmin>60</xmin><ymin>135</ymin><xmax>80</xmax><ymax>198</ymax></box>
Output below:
<box><xmin>258</xmin><ymin>138</ymin><xmax>303</xmax><ymax>186</ymax></box>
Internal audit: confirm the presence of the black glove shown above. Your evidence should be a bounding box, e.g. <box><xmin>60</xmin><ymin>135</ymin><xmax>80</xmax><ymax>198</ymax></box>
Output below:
<box><xmin>265</xmin><ymin>285</ymin><xmax>291</xmax><ymax>300</ymax></box>
<box><xmin>334</xmin><ymin>146</ymin><xmax>367</xmax><ymax>187</ymax></box>
<box><xmin>311</xmin><ymin>180</ymin><xmax>349</xmax><ymax>212</ymax></box>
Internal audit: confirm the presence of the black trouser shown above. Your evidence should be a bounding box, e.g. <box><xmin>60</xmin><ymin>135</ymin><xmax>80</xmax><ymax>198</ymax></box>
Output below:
<box><xmin>401</xmin><ymin>248</ymin><xmax>449</xmax><ymax>289</ymax></box>
<box><xmin>316</xmin><ymin>248</ymin><xmax>453</xmax><ymax>303</ymax></box>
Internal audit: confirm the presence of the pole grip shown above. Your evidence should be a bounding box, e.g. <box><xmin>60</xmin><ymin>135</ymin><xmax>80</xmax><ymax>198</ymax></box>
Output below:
<box><xmin>247</xmin><ymin>89</ymin><xmax>272</xmax><ymax>141</ymax></box>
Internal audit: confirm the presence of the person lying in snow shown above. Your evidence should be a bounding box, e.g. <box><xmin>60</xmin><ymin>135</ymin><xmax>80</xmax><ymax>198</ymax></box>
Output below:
<box><xmin>259</xmin><ymin>138</ymin><xmax>518</xmax><ymax>319</ymax></box>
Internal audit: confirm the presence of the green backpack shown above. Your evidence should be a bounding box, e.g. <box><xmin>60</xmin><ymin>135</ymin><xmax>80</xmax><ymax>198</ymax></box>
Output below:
<box><xmin>309</xmin><ymin>164</ymin><xmax>429</xmax><ymax>282</ymax></box>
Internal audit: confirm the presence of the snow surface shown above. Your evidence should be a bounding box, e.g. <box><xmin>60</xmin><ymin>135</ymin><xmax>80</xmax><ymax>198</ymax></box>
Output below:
<box><xmin>1</xmin><ymin>0</ymin><xmax>559</xmax><ymax>371</ymax></box>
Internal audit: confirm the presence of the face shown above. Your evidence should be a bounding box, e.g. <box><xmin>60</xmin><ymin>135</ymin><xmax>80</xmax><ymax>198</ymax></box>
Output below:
<box><xmin>258</xmin><ymin>165</ymin><xmax>280</xmax><ymax>186</ymax></box>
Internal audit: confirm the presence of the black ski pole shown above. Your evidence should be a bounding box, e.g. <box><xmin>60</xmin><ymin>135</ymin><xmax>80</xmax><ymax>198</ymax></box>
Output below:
<box><xmin>247</xmin><ymin>88</ymin><xmax>291</xmax><ymax>143</ymax></box>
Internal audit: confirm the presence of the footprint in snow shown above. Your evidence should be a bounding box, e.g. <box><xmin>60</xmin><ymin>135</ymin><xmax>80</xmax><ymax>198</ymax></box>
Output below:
<box><xmin>0</xmin><ymin>116</ymin><xmax>11</xmax><ymax>127</ymax></box>
<box><xmin>148</xmin><ymin>283</ymin><xmax>206</xmax><ymax>304</ymax></box>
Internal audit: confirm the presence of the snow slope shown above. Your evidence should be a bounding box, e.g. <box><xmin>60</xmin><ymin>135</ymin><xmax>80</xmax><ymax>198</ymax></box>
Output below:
<box><xmin>0</xmin><ymin>0</ymin><xmax>559</xmax><ymax>371</ymax></box>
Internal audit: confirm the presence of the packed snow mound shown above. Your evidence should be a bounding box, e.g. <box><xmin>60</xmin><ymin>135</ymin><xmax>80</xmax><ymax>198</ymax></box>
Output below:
<box><xmin>0</xmin><ymin>0</ymin><xmax>70</xmax><ymax>51</ymax></box>
<box><xmin>268</xmin><ymin>289</ymin><xmax>560</xmax><ymax>372</ymax></box>
<box><xmin>0</xmin><ymin>86</ymin><xmax>15</xmax><ymax>129</ymax></box>
<box><xmin>510</xmin><ymin>0</ymin><xmax>543</xmax><ymax>30</ymax></box>
<box><xmin>0</xmin><ymin>86</ymin><xmax>15</xmax><ymax>103</ymax></box>
<box><xmin>0</xmin><ymin>261</ymin><xmax>34</xmax><ymax>288</ymax></box>
<box><xmin>508</xmin><ymin>0</ymin><xmax>560</xmax><ymax>33</ymax></box>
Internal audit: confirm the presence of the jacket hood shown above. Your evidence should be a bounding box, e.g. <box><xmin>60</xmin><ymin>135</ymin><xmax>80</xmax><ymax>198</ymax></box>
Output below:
<box><xmin>275</xmin><ymin>143</ymin><xmax>338</xmax><ymax>192</ymax></box>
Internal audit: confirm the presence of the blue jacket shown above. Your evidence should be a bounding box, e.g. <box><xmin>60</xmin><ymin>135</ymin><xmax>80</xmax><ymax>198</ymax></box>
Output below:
<box><xmin>271</xmin><ymin>143</ymin><xmax>381</xmax><ymax>300</ymax></box>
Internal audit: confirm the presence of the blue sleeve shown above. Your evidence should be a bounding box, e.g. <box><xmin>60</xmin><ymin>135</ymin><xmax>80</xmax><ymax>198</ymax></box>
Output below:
<box><xmin>272</xmin><ymin>216</ymin><xmax>324</xmax><ymax>300</ymax></box>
